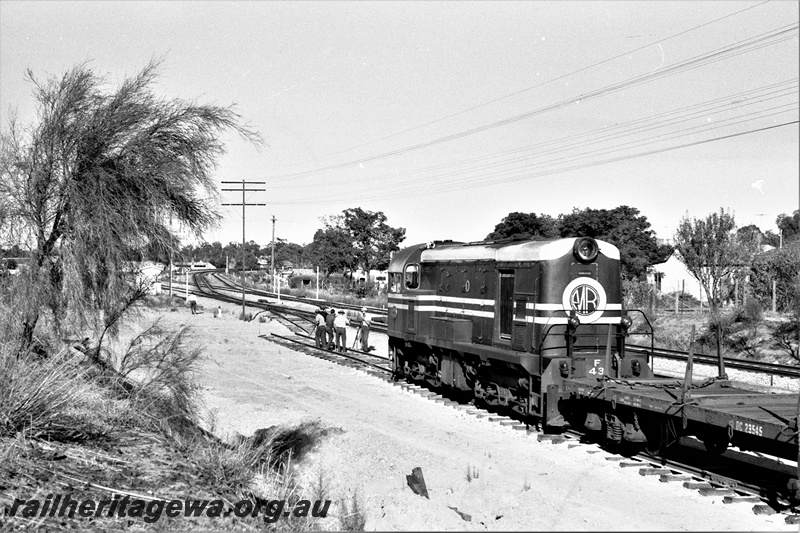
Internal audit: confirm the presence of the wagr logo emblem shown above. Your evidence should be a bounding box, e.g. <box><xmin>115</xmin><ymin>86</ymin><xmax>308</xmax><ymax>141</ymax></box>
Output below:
<box><xmin>561</xmin><ymin>277</ymin><xmax>607</xmax><ymax>324</ymax></box>
<box><xmin>569</xmin><ymin>284</ymin><xmax>599</xmax><ymax>316</ymax></box>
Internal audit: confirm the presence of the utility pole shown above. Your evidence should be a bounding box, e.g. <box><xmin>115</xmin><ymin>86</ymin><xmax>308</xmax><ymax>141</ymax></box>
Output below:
<box><xmin>168</xmin><ymin>213</ymin><xmax>173</xmax><ymax>298</ymax></box>
<box><xmin>271</xmin><ymin>215</ymin><xmax>276</xmax><ymax>294</ymax></box>
<box><xmin>222</xmin><ymin>180</ymin><xmax>266</xmax><ymax>319</ymax></box>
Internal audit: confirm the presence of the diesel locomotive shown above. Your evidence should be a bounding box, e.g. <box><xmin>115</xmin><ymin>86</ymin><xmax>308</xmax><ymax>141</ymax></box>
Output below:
<box><xmin>387</xmin><ymin>237</ymin><xmax>800</xmax><ymax>467</ymax></box>
<box><xmin>387</xmin><ymin>236</ymin><xmax>649</xmax><ymax>429</ymax></box>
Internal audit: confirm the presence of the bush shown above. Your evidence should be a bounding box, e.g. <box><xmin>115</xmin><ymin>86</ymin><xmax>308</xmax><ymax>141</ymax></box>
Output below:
<box><xmin>743</xmin><ymin>299</ymin><xmax>763</xmax><ymax>325</ymax></box>
<box><xmin>105</xmin><ymin>320</ymin><xmax>204</xmax><ymax>437</ymax></box>
<box><xmin>622</xmin><ymin>277</ymin><xmax>656</xmax><ymax>311</ymax></box>
<box><xmin>0</xmin><ymin>347</ymin><xmax>98</xmax><ymax>440</ymax></box>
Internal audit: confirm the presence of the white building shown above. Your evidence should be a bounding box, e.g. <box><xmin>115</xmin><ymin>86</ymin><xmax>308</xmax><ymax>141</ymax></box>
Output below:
<box><xmin>647</xmin><ymin>252</ymin><xmax>706</xmax><ymax>303</ymax></box>
<box><xmin>130</xmin><ymin>261</ymin><xmax>166</xmax><ymax>295</ymax></box>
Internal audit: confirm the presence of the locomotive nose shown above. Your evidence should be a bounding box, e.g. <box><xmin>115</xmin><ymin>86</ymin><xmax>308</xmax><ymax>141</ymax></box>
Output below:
<box><xmin>573</xmin><ymin>237</ymin><xmax>599</xmax><ymax>263</ymax></box>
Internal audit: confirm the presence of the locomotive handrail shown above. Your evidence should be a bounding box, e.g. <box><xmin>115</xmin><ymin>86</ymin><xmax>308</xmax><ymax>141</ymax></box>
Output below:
<box><xmin>536</xmin><ymin>310</ymin><xmax>571</xmax><ymax>357</ymax></box>
<box><xmin>623</xmin><ymin>309</ymin><xmax>655</xmax><ymax>361</ymax></box>
<box><xmin>536</xmin><ymin>309</ymin><xmax>627</xmax><ymax>358</ymax></box>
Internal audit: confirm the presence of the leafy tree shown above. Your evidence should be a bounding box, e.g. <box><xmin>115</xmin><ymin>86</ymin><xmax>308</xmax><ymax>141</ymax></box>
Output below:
<box><xmin>304</xmin><ymin>209</ymin><xmax>405</xmax><ymax>278</ymax></box>
<box><xmin>199</xmin><ymin>241</ymin><xmax>226</xmax><ymax>268</ymax></box>
<box><xmin>263</xmin><ymin>238</ymin><xmax>307</xmax><ymax>270</ymax></box>
<box><xmin>211</xmin><ymin>240</ymin><xmax>260</xmax><ymax>271</ymax></box>
<box><xmin>673</xmin><ymin>209</ymin><xmax>752</xmax><ymax>313</ymax></box>
<box><xmin>342</xmin><ymin>208</ymin><xmax>406</xmax><ymax>272</ymax></box>
<box><xmin>736</xmin><ymin>224</ymin><xmax>764</xmax><ymax>250</ymax></box>
<box><xmin>557</xmin><ymin>206</ymin><xmax>672</xmax><ymax>280</ymax></box>
<box><xmin>776</xmin><ymin>210</ymin><xmax>800</xmax><ymax>243</ymax></box>
<box><xmin>486</xmin><ymin>212</ymin><xmax>558</xmax><ymax>241</ymax></box>
<box><xmin>305</xmin><ymin>224</ymin><xmax>356</xmax><ymax>277</ymax></box>
<box><xmin>750</xmin><ymin>247</ymin><xmax>800</xmax><ymax>312</ymax></box>
<box><xmin>0</xmin><ymin>59</ymin><xmax>260</xmax><ymax>349</ymax></box>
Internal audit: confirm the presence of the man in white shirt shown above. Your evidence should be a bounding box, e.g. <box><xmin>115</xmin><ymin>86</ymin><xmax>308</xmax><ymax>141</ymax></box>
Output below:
<box><xmin>333</xmin><ymin>310</ymin><xmax>348</xmax><ymax>352</ymax></box>
<box><xmin>314</xmin><ymin>309</ymin><xmax>327</xmax><ymax>348</ymax></box>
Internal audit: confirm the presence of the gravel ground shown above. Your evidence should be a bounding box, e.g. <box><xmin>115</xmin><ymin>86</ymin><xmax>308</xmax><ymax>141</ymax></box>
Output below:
<box><xmin>652</xmin><ymin>356</ymin><xmax>799</xmax><ymax>392</ymax></box>
<box><xmin>144</xmin><ymin>296</ymin><xmax>797</xmax><ymax>531</ymax></box>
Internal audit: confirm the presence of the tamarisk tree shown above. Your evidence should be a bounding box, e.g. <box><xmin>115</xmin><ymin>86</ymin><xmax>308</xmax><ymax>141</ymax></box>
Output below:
<box><xmin>0</xmin><ymin>59</ymin><xmax>261</xmax><ymax>349</ymax></box>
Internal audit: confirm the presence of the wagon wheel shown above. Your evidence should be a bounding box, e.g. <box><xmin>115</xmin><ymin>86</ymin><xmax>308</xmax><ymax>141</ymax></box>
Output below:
<box><xmin>641</xmin><ymin>415</ymin><xmax>675</xmax><ymax>458</ymax></box>
<box><xmin>700</xmin><ymin>426</ymin><xmax>730</xmax><ymax>455</ymax></box>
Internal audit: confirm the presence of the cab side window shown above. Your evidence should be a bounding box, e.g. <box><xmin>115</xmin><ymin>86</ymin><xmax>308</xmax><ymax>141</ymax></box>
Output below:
<box><xmin>389</xmin><ymin>273</ymin><xmax>402</xmax><ymax>293</ymax></box>
<box><xmin>404</xmin><ymin>264</ymin><xmax>420</xmax><ymax>289</ymax></box>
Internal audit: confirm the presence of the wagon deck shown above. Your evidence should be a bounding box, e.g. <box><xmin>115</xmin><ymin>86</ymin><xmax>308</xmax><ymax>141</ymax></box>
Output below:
<box><xmin>564</xmin><ymin>377</ymin><xmax>800</xmax><ymax>453</ymax></box>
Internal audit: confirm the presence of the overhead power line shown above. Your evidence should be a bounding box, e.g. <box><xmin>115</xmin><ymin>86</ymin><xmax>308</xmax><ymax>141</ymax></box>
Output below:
<box><xmin>262</xmin><ymin>23</ymin><xmax>798</xmax><ymax>182</ymax></box>
<box><xmin>262</xmin><ymin>78</ymin><xmax>798</xmax><ymax>192</ymax></box>
<box><xmin>267</xmin><ymin>119</ymin><xmax>797</xmax><ymax>205</ymax></box>
<box><xmin>274</xmin><ymin>0</ymin><xmax>775</xmax><ymax>170</ymax></box>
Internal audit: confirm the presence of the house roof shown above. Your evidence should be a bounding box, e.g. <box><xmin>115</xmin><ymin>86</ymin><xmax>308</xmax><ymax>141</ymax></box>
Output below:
<box><xmin>288</xmin><ymin>268</ymin><xmax>315</xmax><ymax>277</ymax></box>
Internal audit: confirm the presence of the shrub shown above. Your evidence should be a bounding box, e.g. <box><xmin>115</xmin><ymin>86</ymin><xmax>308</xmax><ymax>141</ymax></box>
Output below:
<box><xmin>0</xmin><ymin>347</ymin><xmax>97</xmax><ymax>440</ymax></box>
<box><xmin>743</xmin><ymin>299</ymin><xmax>763</xmax><ymax>325</ymax></box>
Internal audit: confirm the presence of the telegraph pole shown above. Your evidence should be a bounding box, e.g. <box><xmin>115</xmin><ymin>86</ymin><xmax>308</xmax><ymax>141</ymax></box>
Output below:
<box><xmin>222</xmin><ymin>180</ymin><xmax>265</xmax><ymax>319</ymax></box>
<box><xmin>168</xmin><ymin>214</ymin><xmax>173</xmax><ymax>298</ymax></box>
<box><xmin>271</xmin><ymin>215</ymin><xmax>276</xmax><ymax>293</ymax></box>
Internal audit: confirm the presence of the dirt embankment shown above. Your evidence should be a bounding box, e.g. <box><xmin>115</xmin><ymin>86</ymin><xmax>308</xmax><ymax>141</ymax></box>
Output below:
<box><xmin>167</xmin><ymin>296</ymin><xmax>795</xmax><ymax>531</ymax></box>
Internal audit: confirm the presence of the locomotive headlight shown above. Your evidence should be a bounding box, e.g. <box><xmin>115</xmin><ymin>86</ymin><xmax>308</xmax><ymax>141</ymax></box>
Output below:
<box><xmin>620</xmin><ymin>315</ymin><xmax>633</xmax><ymax>330</ymax></box>
<box><xmin>631</xmin><ymin>359</ymin><xmax>642</xmax><ymax>377</ymax></box>
<box><xmin>573</xmin><ymin>237</ymin><xmax>599</xmax><ymax>263</ymax></box>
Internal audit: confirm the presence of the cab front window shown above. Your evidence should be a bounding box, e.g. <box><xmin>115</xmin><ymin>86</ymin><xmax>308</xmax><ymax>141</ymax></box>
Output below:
<box><xmin>404</xmin><ymin>264</ymin><xmax>420</xmax><ymax>289</ymax></box>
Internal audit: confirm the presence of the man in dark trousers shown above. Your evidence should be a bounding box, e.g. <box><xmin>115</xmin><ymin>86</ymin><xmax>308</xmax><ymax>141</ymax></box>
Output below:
<box><xmin>359</xmin><ymin>306</ymin><xmax>371</xmax><ymax>352</ymax></box>
<box><xmin>325</xmin><ymin>308</ymin><xmax>336</xmax><ymax>350</ymax></box>
<box><xmin>314</xmin><ymin>309</ymin><xmax>327</xmax><ymax>348</ymax></box>
<box><xmin>333</xmin><ymin>309</ymin><xmax>348</xmax><ymax>352</ymax></box>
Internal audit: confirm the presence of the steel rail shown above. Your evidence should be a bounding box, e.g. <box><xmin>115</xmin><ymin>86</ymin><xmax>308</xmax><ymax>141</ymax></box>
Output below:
<box><xmin>269</xmin><ymin>333</ymin><xmax>392</xmax><ymax>373</ymax></box>
<box><xmin>626</xmin><ymin>344</ymin><xmax>800</xmax><ymax>379</ymax></box>
<box><xmin>186</xmin><ymin>273</ymin><xmax>799</xmax><ymax>380</ymax></box>
<box><xmin>293</xmin><ymin>331</ymin><xmax>392</xmax><ymax>362</ymax></box>
<box><xmin>193</xmin><ymin>272</ymin><xmax>799</xmax><ymax>511</ymax></box>
<box><xmin>212</xmin><ymin>273</ymin><xmax>389</xmax><ymax>315</ymax></box>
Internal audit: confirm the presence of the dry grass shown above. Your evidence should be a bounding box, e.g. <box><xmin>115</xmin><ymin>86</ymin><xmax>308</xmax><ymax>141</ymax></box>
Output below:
<box><xmin>0</xmin><ymin>303</ymin><xmax>347</xmax><ymax>531</ymax></box>
<box><xmin>0</xmin><ymin>346</ymin><xmax>100</xmax><ymax>442</ymax></box>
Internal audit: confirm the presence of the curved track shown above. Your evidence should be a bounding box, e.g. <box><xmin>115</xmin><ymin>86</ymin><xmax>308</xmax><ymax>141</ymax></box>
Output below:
<box><xmin>173</xmin><ymin>272</ymin><xmax>800</xmax><ymax>380</ymax></box>
<box><xmin>179</xmin><ymin>271</ymin><xmax>800</xmax><ymax>522</ymax></box>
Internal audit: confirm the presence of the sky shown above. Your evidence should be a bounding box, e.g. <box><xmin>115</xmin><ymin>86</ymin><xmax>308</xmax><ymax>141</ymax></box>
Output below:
<box><xmin>1</xmin><ymin>1</ymin><xmax>798</xmax><ymax>250</ymax></box>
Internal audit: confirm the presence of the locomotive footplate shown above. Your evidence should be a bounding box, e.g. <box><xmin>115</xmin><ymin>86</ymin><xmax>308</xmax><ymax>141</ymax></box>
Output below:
<box><xmin>563</xmin><ymin>377</ymin><xmax>800</xmax><ymax>460</ymax></box>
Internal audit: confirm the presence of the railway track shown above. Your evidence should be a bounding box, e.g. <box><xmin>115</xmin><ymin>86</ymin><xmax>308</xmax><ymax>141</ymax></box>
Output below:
<box><xmin>211</xmin><ymin>273</ymin><xmax>389</xmax><ymax>315</ymax></box>
<box><xmin>260</xmin><ymin>317</ymin><xmax>800</xmax><ymax>523</ymax></box>
<box><xmin>627</xmin><ymin>344</ymin><xmax>800</xmax><ymax>379</ymax></box>
<box><xmin>182</xmin><ymin>271</ymin><xmax>800</xmax><ymax>521</ymax></box>
<box><xmin>181</xmin><ymin>272</ymin><xmax>800</xmax><ymax>382</ymax></box>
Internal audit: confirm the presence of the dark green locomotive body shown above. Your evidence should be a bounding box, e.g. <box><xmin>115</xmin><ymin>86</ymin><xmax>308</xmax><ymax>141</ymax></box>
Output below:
<box><xmin>387</xmin><ymin>237</ymin><xmax>650</xmax><ymax>426</ymax></box>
